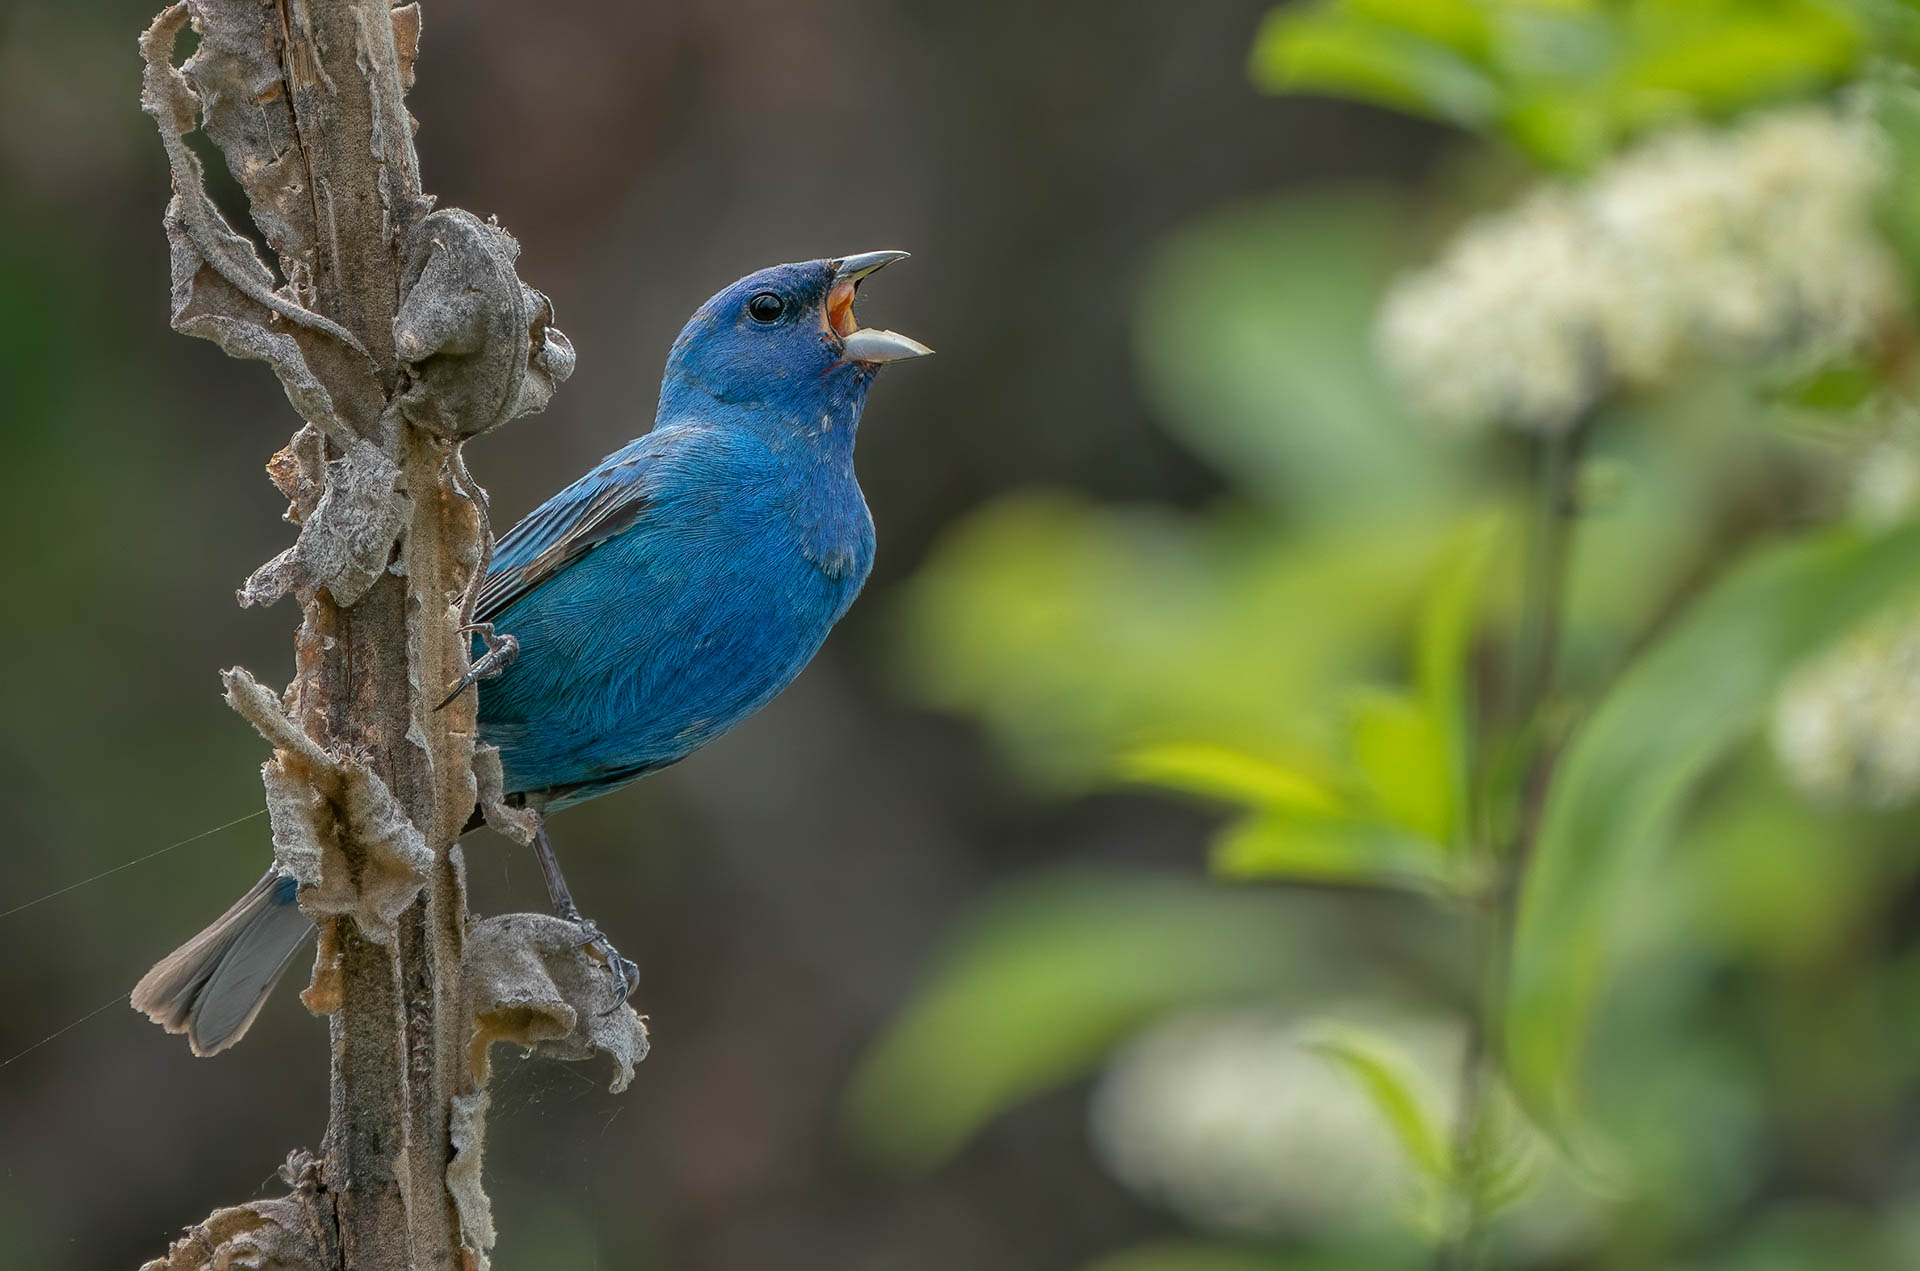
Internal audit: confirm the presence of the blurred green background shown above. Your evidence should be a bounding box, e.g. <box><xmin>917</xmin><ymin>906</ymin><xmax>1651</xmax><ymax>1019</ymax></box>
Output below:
<box><xmin>9</xmin><ymin>1</ymin><xmax>1920</xmax><ymax>1268</ymax></box>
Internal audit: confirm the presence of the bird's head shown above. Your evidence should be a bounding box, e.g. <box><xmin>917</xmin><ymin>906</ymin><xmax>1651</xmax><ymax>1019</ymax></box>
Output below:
<box><xmin>659</xmin><ymin>251</ymin><xmax>930</xmax><ymax>435</ymax></box>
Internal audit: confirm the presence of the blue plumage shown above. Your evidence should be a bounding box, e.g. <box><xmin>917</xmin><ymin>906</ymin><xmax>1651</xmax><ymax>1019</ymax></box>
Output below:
<box><xmin>477</xmin><ymin>425</ymin><xmax>873</xmax><ymax>805</ymax></box>
<box><xmin>478</xmin><ymin>256</ymin><xmax>910</xmax><ymax>803</ymax></box>
<box><xmin>134</xmin><ymin>252</ymin><xmax>929</xmax><ymax>1054</ymax></box>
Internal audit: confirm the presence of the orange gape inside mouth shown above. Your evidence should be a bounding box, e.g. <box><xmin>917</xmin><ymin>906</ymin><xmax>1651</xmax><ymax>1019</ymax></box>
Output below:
<box><xmin>827</xmin><ymin>278</ymin><xmax>858</xmax><ymax>338</ymax></box>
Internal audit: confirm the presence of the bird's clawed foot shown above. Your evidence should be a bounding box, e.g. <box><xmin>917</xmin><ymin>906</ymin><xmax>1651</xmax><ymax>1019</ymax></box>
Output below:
<box><xmin>436</xmin><ymin>624</ymin><xmax>519</xmax><ymax>710</ymax></box>
<box><xmin>560</xmin><ymin>906</ymin><xmax>640</xmax><ymax>1013</ymax></box>
<box><xmin>532</xmin><ymin>823</ymin><xmax>637</xmax><ymax>1013</ymax></box>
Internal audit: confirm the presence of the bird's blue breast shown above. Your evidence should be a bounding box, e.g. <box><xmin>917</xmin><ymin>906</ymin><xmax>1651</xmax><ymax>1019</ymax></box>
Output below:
<box><xmin>476</xmin><ymin>422</ymin><xmax>874</xmax><ymax>808</ymax></box>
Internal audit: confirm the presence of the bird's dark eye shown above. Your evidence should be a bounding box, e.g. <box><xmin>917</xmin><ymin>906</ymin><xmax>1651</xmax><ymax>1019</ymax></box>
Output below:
<box><xmin>746</xmin><ymin>291</ymin><xmax>786</xmax><ymax>324</ymax></box>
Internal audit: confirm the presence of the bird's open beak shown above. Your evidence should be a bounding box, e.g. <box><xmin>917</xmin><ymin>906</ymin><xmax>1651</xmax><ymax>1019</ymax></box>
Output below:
<box><xmin>827</xmin><ymin>250</ymin><xmax>932</xmax><ymax>364</ymax></box>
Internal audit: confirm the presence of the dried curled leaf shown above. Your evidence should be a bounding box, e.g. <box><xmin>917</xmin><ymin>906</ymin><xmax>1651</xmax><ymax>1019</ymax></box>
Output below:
<box><xmin>225</xmin><ymin>668</ymin><xmax>430</xmax><ymax>946</ymax></box>
<box><xmin>299</xmin><ymin>918</ymin><xmax>345</xmax><ymax>1016</ymax></box>
<box><xmin>449</xmin><ymin>913</ymin><xmax>649</xmax><ymax>1265</ymax></box>
<box><xmin>391</xmin><ymin>3</ymin><xmax>422</xmax><ymax>93</ymax></box>
<box><xmin>447</xmin><ymin>1089</ymin><xmax>496</xmax><ymax>1260</ymax></box>
<box><xmin>472</xmin><ymin>745</ymin><xmax>538</xmax><ymax>846</ymax></box>
<box><xmin>463</xmin><ymin>913</ymin><xmax>649</xmax><ymax>1092</ymax></box>
<box><xmin>139</xmin><ymin>4</ymin><xmax>366</xmax><ymax>368</ymax></box>
<box><xmin>265</xmin><ymin>425</ymin><xmax>327</xmax><ymax>524</ymax></box>
<box><xmin>240</xmin><ymin>442</ymin><xmax>407</xmax><ymax>608</ymax></box>
<box><xmin>140</xmin><ymin>1151</ymin><xmax>334</xmax><ymax>1271</ymax></box>
<box><xmin>393</xmin><ymin>209</ymin><xmax>576</xmax><ymax>441</ymax></box>
<box><xmin>172</xmin><ymin>0</ymin><xmax>317</xmax><ymax>293</ymax></box>
<box><xmin>143</xmin><ymin>4</ymin><xmax>409</xmax><ymax>609</ymax></box>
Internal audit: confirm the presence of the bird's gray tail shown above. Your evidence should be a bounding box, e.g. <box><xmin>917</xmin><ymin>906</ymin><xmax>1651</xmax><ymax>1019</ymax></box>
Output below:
<box><xmin>131</xmin><ymin>869</ymin><xmax>314</xmax><ymax>1057</ymax></box>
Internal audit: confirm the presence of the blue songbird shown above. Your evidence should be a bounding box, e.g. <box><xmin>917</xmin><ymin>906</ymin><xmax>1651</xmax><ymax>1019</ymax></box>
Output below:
<box><xmin>133</xmin><ymin>251</ymin><xmax>930</xmax><ymax>1055</ymax></box>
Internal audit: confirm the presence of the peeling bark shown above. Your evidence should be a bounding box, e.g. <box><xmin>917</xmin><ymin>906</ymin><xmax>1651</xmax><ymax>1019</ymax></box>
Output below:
<box><xmin>136</xmin><ymin>3</ymin><xmax>636</xmax><ymax>1268</ymax></box>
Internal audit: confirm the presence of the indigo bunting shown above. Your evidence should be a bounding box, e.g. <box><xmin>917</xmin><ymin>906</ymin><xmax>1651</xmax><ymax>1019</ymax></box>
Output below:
<box><xmin>133</xmin><ymin>252</ymin><xmax>929</xmax><ymax>1055</ymax></box>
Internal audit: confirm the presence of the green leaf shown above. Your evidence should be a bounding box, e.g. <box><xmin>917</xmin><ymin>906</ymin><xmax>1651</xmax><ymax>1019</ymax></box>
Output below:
<box><xmin>1464</xmin><ymin>1079</ymin><xmax>1548</xmax><ymax>1216</ymax></box>
<box><xmin>1767</xmin><ymin>357</ymin><xmax>1881</xmax><ymax>415</ymax></box>
<box><xmin>1083</xmin><ymin>1242</ymin><xmax>1409</xmax><ymax>1271</ymax></box>
<box><xmin>1506</xmin><ymin>521</ymin><xmax>1920</xmax><ymax>1126</ymax></box>
<box><xmin>1247</xmin><ymin>0</ymin><xmax>1867</xmax><ymax>168</ymax></box>
<box><xmin>1499</xmin><ymin>89</ymin><xmax>1616</xmax><ymax>170</ymax></box>
<box><xmin>1305</xmin><ymin>1023</ymin><xmax>1453</xmax><ymax>1180</ymax></box>
<box><xmin>1612</xmin><ymin>0</ymin><xmax>1862</xmax><ymax>124</ymax></box>
<box><xmin>1416</xmin><ymin>513</ymin><xmax>1504</xmax><ymax>849</ymax></box>
<box><xmin>1213</xmin><ymin>810</ymin><xmax>1451</xmax><ymax>891</ymax></box>
<box><xmin>1118</xmin><ymin>742</ymin><xmax>1345</xmax><ymax>815</ymax></box>
<box><xmin>846</xmin><ymin>873</ymin><xmax>1337</xmax><ymax>1168</ymax></box>
<box><xmin>1348</xmin><ymin>689</ymin><xmax>1452</xmax><ymax>844</ymax></box>
<box><xmin>894</xmin><ymin>493</ymin><xmax>1448</xmax><ymax>789</ymax></box>
<box><xmin>1251</xmin><ymin>7</ymin><xmax>1503</xmax><ymax>125</ymax></box>
<box><xmin>1090</xmin><ymin>1244</ymin><xmax>1405</xmax><ymax>1271</ymax></box>
<box><xmin>1347</xmin><ymin>0</ymin><xmax>1494</xmax><ymax>59</ymax></box>
<box><xmin>1082</xmin><ymin>1245</ymin><xmax>1287</xmax><ymax>1271</ymax></box>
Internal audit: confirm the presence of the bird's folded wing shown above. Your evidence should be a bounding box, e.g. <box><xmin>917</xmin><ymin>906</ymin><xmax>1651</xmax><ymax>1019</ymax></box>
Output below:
<box><xmin>474</xmin><ymin>438</ymin><xmax>661</xmax><ymax>622</ymax></box>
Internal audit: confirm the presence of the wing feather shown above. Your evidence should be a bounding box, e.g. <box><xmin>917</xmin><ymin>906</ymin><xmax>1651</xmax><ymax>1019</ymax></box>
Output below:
<box><xmin>475</xmin><ymin>439</ymin><xmax>660</xmax><ymax>622</ymax></box>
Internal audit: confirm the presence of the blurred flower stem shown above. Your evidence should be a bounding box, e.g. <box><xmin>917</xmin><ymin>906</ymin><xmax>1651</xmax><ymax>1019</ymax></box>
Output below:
<box><xmin>1444</xmin><ymin>423</ymin><xmax>1583</xmax><ymax>1270</ymax></box>
<box><xmin>1513</xmin><ymin>430</ymin><xmax>1578</xmax><ymax>719</ymax></box>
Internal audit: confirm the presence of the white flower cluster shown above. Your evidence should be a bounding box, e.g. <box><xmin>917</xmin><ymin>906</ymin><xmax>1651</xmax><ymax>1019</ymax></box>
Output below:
<box><xmin>1087</xmin><ymin>1007</ymin><xmax>1457</xmax><ymax>1237</ymax></box>
<box><xmin>1850</xmin><ymin>401</ymin><xmax>1920</xmax><ymax>530</ymax></box>
<box><xmin>1378</xmin><ymin>107</ymin><xmax>1902</xmax><ymax>436</ymax></box>
<box><xmin>1774</xmin><ymin>596</ymin><xmax>1920</xmax><ymax>807</ymax></box>
<box><xmin>1853</xmin><ymin>439</ymin><xmax>1920</xmax><ymax>529</ymax></box>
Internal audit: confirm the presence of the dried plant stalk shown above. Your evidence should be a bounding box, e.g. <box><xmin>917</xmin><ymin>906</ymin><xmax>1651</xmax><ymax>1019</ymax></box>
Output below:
<box><xmin>135</xmin><ymin>3</ymin><xmax>635</xmax><ymax>1268</ymax></box>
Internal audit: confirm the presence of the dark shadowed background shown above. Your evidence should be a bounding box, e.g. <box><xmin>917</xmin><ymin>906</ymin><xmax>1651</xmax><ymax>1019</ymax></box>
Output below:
<box><xmin>0</xmin><ymin>2</ymin><xmax>1439</xmax><ymax>1267</ymax></box>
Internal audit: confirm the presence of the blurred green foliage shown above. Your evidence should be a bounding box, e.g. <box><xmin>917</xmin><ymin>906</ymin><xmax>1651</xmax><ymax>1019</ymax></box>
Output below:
<box><xmin>1251</xmin><ymin>0</ymin><xmax>1867</xmax><ymax>169</ymax></box>
<box><xmin>848</xmin><ymin>873</ymin><xmax>1378</xmax><ymax>1168</ymax></box>
<box><xmin>898</xmin><ymin>197</ymin><xmax>1465</xmax><ymax>791</ymax></box>
<box><xmin>1508</xmin><ymin>521</ymin><xmax>1920</xmax><ymax>1123</ymax></box>
<box><xmin>856</xmin><ymin>1</ymin><xmax>1920</xmax><ymax>1267</ymax></box>
<box><xmin>1082</xmin><ymin>1242</ymin><xmax>1420</xmax><ymax>1271</ymax></box>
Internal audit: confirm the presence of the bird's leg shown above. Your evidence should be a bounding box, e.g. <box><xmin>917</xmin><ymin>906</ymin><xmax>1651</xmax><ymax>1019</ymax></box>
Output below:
<box><xmin>532</xmin><ymin>823</ymin><xmax>638</xmax><ymax>1010</ymax></box>
<box><xmin>449</xmin><ymin>443</ymin><xmax>496</xmax><ymax>630</ymax></box>
<box><xmin>436</xmin><ymin>624</ymin><xmax>518</xmax><ymax>711</ymax></box>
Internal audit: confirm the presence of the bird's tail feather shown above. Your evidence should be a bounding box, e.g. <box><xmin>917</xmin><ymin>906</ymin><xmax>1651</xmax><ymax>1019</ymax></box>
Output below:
<box><xmin>131</xmin><ymin>869</ymin><xmax>314</xmax><ymax>1057</ymax></box>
